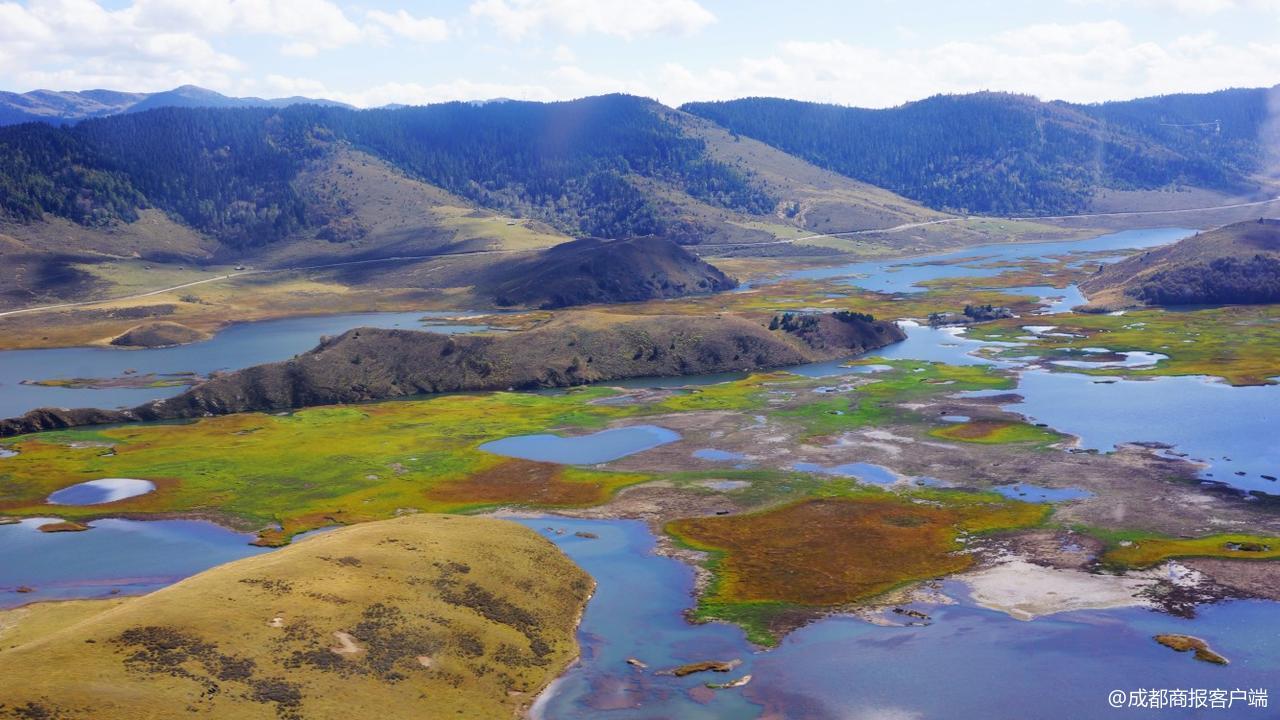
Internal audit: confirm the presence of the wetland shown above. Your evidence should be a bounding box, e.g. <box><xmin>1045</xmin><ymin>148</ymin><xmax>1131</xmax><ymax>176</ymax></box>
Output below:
<box><xmin>2</xmin><ymin>226</ymin><xmax>1279</xmax><ymax>719</ymax></box>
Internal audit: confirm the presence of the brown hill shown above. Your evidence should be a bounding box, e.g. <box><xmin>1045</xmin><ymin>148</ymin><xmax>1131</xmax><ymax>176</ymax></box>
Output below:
<box><xmin>482</xmin><ymin>236</ymin><xmax>737</xmax><ymax>309</ymax></box>
<box><xmin>1080</xmin><ymin>219</ymin><xmax>1280</xmax><ymax>310</ymax></box>
<box><xmin>0</xmin><ymin>311</ymin><xmax>905</xmax><ymax>436</ymax></box>
<box><xmin>109</xmin><ymin>321</ymin><xmax>210</xmax><ymax>348</ymax></box>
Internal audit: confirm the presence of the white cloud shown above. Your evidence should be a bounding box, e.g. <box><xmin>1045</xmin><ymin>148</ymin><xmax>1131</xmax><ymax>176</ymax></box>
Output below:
<box><xmin>653</xmin><ymin>21</ymin><xmax>1280</xmax><ymax>107</ymax></box>
<box><xmin>131</xmin><ymin>0</ymin><xmax>364</xmax><ymax>47</ymax></box>
<box><xmin>332</xmin><ymin>79</ymin><xmax>558</xmax><ymax>107</ymax></box>
<box><xmin>1070</xmin><ymin>0</ymin><xmax>1280</xmax><ymax>15</ymax></box>
<box><xmin>551</xmin><ymin>43</ymin><xmax>575</xmax><ymax>63</ymax></box>
<box><xmin>1</xmin><ymin>0</ymin><xmax>243</xmax><ymax>92</ymax></box>
<box><xmin>470</xmin><ymin>0</ymin><xmax>715</xmax><ymax>40</ymax></box>
<box><xmin>367</xmin><ymin>9</ymin><xmax>449</xmax><ymax>43</ymax></box>
<box><xmin>280</xmin><ymin>41</ymin><xmax>319</xmax><ymax>58</ymax></box>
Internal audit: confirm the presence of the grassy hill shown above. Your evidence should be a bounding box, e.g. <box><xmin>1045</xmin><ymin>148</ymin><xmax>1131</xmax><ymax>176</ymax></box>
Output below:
<box><xmin>1080</xmin><ymin>218</ymin><xmax>1280</xmax><ymax>309</ymax></box>
<box><xmin>0</xmin><ymin>514</ymin><xmax>591</xmax><ymax>720</ymax></box>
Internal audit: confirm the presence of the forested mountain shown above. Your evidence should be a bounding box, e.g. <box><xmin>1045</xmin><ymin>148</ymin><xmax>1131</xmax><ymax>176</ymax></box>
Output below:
<box><xmin>1</xmin><ymin>87</ymin><xmax>1272</xmax><ymax>262</ymax></box>
<box><xmin>0</xmin><ymin>95</ymin><xmax>773</xmax><ymax>247</ymax></box>
<box><xmin>0</xmin><ymin>85</ymin><xmax>350</xmax><ymax>126</ymax></box>
<box><xmin>683</xmin><ymin>88</ymin><xmax>1275</xmax><ymax>215</ymax></box>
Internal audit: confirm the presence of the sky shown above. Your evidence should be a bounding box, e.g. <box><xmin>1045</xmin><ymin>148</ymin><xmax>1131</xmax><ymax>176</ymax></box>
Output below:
<box><xmin>1</xmin><ymin>0</ymin><xmax>1279</xmax><ymax>108</ymax></box>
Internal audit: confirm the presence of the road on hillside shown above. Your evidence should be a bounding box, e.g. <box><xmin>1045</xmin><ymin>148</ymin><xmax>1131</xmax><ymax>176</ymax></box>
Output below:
<box><xmin>3</xmin><ymin>194</ymin><xmax>1277</xmax><ymax>319</ymax></box>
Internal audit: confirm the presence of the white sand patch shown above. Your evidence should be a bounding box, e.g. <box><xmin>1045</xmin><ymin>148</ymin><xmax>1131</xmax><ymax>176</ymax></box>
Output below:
<box><xmin>849</xmin><ymin>441</ymin><xmax>903</xmax><ymax>458</ymax></box>
<box><xmin>330</xmin><ymin>630</ymin><xmax>364</xmax><ymax>655</ymax></box>
<box><xmin>959</xmin><ymin>559</ymin><xmax>1154</xmax><ymax>620</ymax></box>
<box><xmin>860</xmin><ymin>430</ymin><xmax>915</xmax><ymax>443</ymax></box>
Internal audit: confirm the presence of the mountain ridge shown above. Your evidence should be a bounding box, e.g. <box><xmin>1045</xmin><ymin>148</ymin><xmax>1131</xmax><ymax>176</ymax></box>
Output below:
<box><xmin>682</xmin><ymin>86</ymin><xmax>1279</xmax><ymax>215</ymax></box>
<box><xmin>0</xmin><ymin>84</ymin><xmax>352</xmax><ymax>126</ymax></box>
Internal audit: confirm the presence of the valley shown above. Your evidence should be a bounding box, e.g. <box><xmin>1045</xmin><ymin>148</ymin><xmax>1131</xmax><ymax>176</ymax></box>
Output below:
<box><xmin>1</xmin><ymin>82</ymin><xmax>1279</xmax><ymax>720</ymax></box>
<box><xmin>3</xmin><ymin>217</ymin><xmax>1280</xmax><ymax>717</ymax></box>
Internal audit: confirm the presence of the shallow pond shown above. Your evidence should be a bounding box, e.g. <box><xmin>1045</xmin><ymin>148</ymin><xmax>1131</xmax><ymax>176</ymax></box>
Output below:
<box><xmin>1002</xmin><ymin>283</ymin><xmax>1088</xmax><ymax>314</ymax></box>
<box><xmin>480</xmin><ymin>425</ymin><xmax>680</xmax><ymax>464</ymax></box>
<box><xmin>693</xmin><ymin>448</ymin><xmax>747</xmax><ymax>462</ymax></box>
<box><xmin>792</xmin><ymin>461</ymin><xmax>900</xmax><ymax>485</ymax></box>
<box><xmin>514</xmin><ymin>515</ymin><xmax>1280</xmax><ymax>720</ymax></box>
<box><xmin>47</xmin><ymin>478</ymin><xmax>156</xmax><ymax>505</ymax></box>
<box><xmin>0</xmin><ymin>311</ymin><xmax>489</xmax><ymax>418</ymax></box>
<box><xmin>992</xmin><ymin>483</ymin><xmax>1094</xmax><ymax>503</ymax></box>
<box><xmin>0</xmin><ymin>517</ymin><xmax>273</xmax><ymax>607</ymax></box>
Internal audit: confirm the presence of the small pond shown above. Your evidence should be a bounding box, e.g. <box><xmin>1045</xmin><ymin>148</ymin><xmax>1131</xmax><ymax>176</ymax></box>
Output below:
<box><xmin>992</xmin><ymin>483</ymin><xmax>1094</xmax><ymax>503</ymax></box>
<box><xmin>47</xmin><ymin>478</ymin><xmax>156</xmax><ymax>505</ymax></box>
<box><xmin>479</xmin><ymin>425</ymin><xmax>680</xmax><ymax>464</ymax></box>
<box><xmin>693</xmin><ymin>448</ymin><xmax>747</xmax><ymax>462</ymax></box>
<box><xmin>792</xmin><ymin>461</ymin><xmax>900</xmax><ymax>485</ymax></box>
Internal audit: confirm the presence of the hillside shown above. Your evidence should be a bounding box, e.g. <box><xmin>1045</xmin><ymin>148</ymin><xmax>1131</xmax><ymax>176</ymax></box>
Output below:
<box><xmin>481</xmin><ymin>236</ymin><xmax>738</xmax><ymax>309</ymax></box>
<box><xmin>0</xmin><ymin>93</ymin><xmax>962</xmax><ymax>312</ymax></box>
<box><xmin>0</xmin><ymin>84</ymin><xmax>350</xmax><ymax>126</ymax></box>
<box><xmin>0</xmin><ymin>311</ymin><xmax>906</xmax><ymax>435</ymax></box>
<box><xmin>0</xmin><ymin>514</ymin><xmax>592</xmax><ymax>719</ymax></box>
<box><xmin>0</xmin><ymin>95</ymin><xmax>774</xmax><ymax>250</ymax></box>
<box><xmin>1080</xmin><ymin>218</ymin><xmax>1280</xmax><ymax>309</ymax></box>
<box><xmin>682</xmin><ymin>87</ymin><xmax>1275</xmax><ymax>215</ymax></box>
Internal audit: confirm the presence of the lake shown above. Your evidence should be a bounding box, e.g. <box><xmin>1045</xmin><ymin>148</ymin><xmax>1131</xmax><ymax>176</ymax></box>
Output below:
<box><xmin>0</xmin><ymin>517</ymin><xmax>273</xmax><ymax>607</ymax></box>
<box><xmin>513</xmin><ymin>515</ymin><xmax>1280</xmax><ymax>720</ymax></box>
<box><xmin>785</xmin><ymin>227</ymin><xmax>1194</xmax><ymax>293</ymax></box>
<box><xmin>0</xmin><ymin>311</ymin><xmax>489</xmax><ymax>418</ymax></box>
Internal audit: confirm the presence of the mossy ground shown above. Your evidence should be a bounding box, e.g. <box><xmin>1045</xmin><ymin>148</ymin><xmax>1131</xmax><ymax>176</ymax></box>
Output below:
<box><xmin>929</xmin><ymin>420</ymin><xmax>1061</xmax><ymax>445</ymax></box>
<box><xmin>0</xmin><ymin>376</ymin><xmax>782</xmax><ymax>539</ymax></box>
<box><xmin>1096</xmin><ymin>532</ymin><xmax>1280</xmax><ymax>568</ymax></box>
<box><xmin>667</xmin><ymin>493</ymin><xmax>1049</xmax><ymax>645</ymax></box>
<box><xmin>967</xmin><ymin>304</ymin><xmax>1280</xmax><ymax>386</ymax></box>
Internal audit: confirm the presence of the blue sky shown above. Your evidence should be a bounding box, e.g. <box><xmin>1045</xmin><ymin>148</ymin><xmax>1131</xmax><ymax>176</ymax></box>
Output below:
<box><xmin>2</xmin><ymin>0</ymin><xmax>1279</xmax><ymax>107</ymax></box>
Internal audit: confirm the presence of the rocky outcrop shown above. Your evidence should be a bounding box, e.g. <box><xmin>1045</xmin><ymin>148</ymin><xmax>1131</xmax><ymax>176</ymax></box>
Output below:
<box><xmin>482</xmin><ymin>236</ymin><xmax>737</xmax><ymax>309</ymax></box>
<box><xmin>0</xmin><ymin>311</ymin><xmax>905</xmax><ymax>436</ymax></box>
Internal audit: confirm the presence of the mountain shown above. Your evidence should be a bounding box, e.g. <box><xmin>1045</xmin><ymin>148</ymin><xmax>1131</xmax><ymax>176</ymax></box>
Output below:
<box><xmin>0</xmin><ymin>94</ymin><xmax>939</xmax><ymax>260</ymax></box>
<box><xmin>482</xmin><ymin>236</ymin><xmax>738</xmax><ymax>308</ymax></box>
<box><xmin>1080</xmin><ymin>218</ymin><xmax>1280</xmax><ymax>309</ymax></box>
<box><xmin>682</xmin><ymin>87</ymin><xmax>1277</xmax><ymax>215</ymax></box>
<box><xmin>0</xmin><ymin>311</ymin><xmax>906</xmax><ymax>436</ymax></box>
<box><xmin>0</xmin><ymin>84</ymin><xmax>351</xmax><ymax>126</ymax></box>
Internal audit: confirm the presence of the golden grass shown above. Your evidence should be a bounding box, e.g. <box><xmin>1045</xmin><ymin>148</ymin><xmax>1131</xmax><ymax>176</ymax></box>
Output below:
<box><xmin>0</xmin><ymin>514</ymin><xmax>592</xmax><ymax>719</ymax></box>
